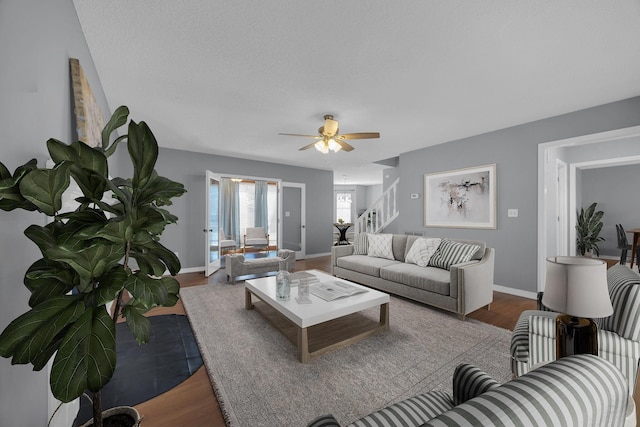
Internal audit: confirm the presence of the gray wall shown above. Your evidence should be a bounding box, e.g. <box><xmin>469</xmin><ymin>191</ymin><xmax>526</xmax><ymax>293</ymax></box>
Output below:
<box><xmin>0</xmin><ymin>1</ymin><xmax>112</xmax><ymax>425</ymax></box>
<box><xmin>396</xmin><ymin>96</ymin><xmax>640</xmax><ymax>293</ymax></box>
<box><xmin>582</xmin><ymin>163</ymin><xmax>640</xmax><ymax>258</ymax></box>
<box><xmin>155</xmin><ymin>147</ymin><xmax>334</xmax><ymax>268</ymax></box>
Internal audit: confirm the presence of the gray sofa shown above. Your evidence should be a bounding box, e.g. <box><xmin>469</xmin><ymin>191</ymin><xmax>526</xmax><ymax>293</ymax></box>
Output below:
<box><xmin>307</xmin><ymin>354</ymin><xmax>632</xmax><ymax>427</ymax></box>
<box><xmin>331</xmin><ymin>234</ymin><xmax>494</xmax><ymax>320</ymax></box>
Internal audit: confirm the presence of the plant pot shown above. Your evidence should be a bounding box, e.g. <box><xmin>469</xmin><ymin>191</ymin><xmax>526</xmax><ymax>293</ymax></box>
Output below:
<box><xmin>79</xmin><ymin>406</ymin><xmax>140</xmax><ymax>427</ymax></box>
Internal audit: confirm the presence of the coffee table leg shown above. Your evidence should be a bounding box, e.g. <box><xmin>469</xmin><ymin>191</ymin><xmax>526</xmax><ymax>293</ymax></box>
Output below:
<box><xmin>380</xmin><ymin>303</ymin><xmax>390</xmax><ymax>331</ymax></box>
<box><xmin>245</xmin><ymin>288</ymin><xmax>254</xmax><ymax>310</ymax></box>
<box><xmin>298</xmin><ymin>327</ymin><xmax>310</xmax><ymax>363</ymax></box>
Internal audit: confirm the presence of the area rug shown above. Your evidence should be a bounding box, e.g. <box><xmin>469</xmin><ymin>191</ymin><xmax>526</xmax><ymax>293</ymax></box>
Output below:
<box><xmin>181</xmin><ymin>282</ymin><xmax>513</xmax><ymax>427</ymax></box>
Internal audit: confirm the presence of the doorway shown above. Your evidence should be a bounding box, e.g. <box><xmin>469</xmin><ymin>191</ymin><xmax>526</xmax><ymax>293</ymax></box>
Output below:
<box><xmin>281</xmin><ymin>182</ymin><xmax>306</xmax><ymax>259</ymax></box>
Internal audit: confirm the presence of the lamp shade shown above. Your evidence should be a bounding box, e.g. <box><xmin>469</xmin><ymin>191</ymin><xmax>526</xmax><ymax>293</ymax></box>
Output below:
<box><xmin>542</xmin><ymin>256</ymin><xmax>612</xmax><ymax>318</ymax></box>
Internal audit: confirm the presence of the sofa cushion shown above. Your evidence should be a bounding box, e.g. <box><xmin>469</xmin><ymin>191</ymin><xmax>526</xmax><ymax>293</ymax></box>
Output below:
<box><xmin>452</xmin><ymin>363</ymin><xmax>500</xmax><ymax>405</ymax></box>
<box><xmin>337</xmin><ymin>255</ymin><xmax>400</xmax><ymax>277</ymax></box>
<box><xmin>392</xmin><ymin>234</ymin><xmax>409</xmax><ymax>262</ymax></box>
<box><xmin>352</xmin><ymin>232</ymin><xmax>369</xmax><ymax>255</ymax></box>
<box><xmin>367</xmin><ymin>233</ymin><xmax>394</xmax><ymax>260</ymax></box>
<box><xmin>405</xmin><ymin>238</ymin><xmax>442</xmax><ymax>267</ymax></box>
<box><xmin>348</xmin><ymin>391</ymin><xmax>453</xmax><ymax>427</ymax></box>
<box><xmin>428</xmin><ymin>239</ymin><xmax>480</xmax><ymax>270</ymax></box>
<box><xmin>380</xmin><ymin>263</ymin><xmax>450</xmax><ymax>296</ymax></box>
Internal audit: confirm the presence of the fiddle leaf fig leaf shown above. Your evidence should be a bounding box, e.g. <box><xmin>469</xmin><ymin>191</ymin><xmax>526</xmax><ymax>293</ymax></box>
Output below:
<box><xmin>19</xmin><ymin>162</ymin><xmax>72</xmax><ymax>216</ymax></box>
<box><xmin>127</xmin><ymin>120</ymin><xmax>158</xmax><ymax>189</ymax></box>
<box><xmin>0</xmin><ymin>161</ymin><xmax>11</xmax><ymax>179</ymax></box>
<box><xmin>122</xmin><ymin>304</ymin><xmax>151</xmax><ymax>345</ymax></box>
<box><xmin>102</xmin><ymin>105</ymin><xmax>129</xmax><ymax>152</ymax></box>
<box><xmin>51</xmin><ymin>307</ymin><xmax>116</xmax><ymax>402</ymax></box>
<box><xmin>46</xmin><ymin>242</ymin><xmax>125</xmax><ymax>282</ymax></box>
<box><xmin>0</xmin><ymin>296</ymin><xmax>83</xmax><ymax>365</ymax></box>
<box><xmin>0</xmin><ymin>159</ymin><xmax>39</xmax><ymax>212</ymax></box>
<box><xmin>125</xmin><ymin>273</ymin><xmax>169</xmax><ymax>308</ymax></box>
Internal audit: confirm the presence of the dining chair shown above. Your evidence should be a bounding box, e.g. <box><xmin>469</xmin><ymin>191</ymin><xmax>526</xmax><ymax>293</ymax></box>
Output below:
<box><xmin>243</xmin><ymin>227</ymin><xmax>270</xmax><ymax>253</ymax></box>
<box><xmin>616</xmin><ymin>224</ymin><xmax>632</xmax><ymax>265</ymax></box>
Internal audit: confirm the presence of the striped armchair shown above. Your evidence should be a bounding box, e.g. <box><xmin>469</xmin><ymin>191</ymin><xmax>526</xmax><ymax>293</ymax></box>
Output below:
<box><xmin>308</xmin><ymin>355</ymin><xmax>630</xmax><ymax>427</ymax></box>
<box><xmin>511</xmin><ymin>264</ymin><xmax>640</xmax><ymax>392</ymax></box>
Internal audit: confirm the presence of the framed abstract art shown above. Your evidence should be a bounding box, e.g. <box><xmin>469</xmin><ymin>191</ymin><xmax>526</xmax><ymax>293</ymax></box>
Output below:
<box><xmin>424</xmin><ymin>164</ymin><xmax>496</xmax><ymax>229</ymax></box>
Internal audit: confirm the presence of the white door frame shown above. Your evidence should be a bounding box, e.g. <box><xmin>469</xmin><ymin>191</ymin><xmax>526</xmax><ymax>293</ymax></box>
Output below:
<box><xmin>205</xmin><ymin>170</ymin><xmax>222</xmax><ymax>276</ymax></box>
<box><xmin>537</xmin><ymin>125</ymin><xmax>640</xmax><ymax>291</ymax></box>
<box><xmin>555</xmin><ymin>159</ymin><xmax>568</xmax><ymax>256</ymax></box>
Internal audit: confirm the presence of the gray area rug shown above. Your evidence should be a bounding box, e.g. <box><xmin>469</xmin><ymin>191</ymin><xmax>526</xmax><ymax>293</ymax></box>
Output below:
<box><xmin>180</xmin><ymin>282</ymin><xmax>513</xmax><ymax>427</ymax></box>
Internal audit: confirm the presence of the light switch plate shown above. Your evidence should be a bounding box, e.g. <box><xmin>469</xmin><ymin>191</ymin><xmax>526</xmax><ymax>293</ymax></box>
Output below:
<box><xmin>507</xmin><ymin>209</ymin><xmax>518</xmax><ymax>218</ymax></box>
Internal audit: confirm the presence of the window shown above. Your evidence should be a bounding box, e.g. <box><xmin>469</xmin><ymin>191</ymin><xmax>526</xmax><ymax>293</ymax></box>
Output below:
<box><xmin>336</xmin><ymin>192</ymin><xmax>352</xmax><ymax>223</ymax></box>
<box><xmin>238</xmin><ymin>181</ymin><xmax>278</xmax><ymax>245</ymax></box>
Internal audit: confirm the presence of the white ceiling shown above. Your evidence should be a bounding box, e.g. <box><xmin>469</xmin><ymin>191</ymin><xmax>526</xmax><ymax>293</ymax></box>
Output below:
<box><xmin>72</xmin><ymin>1</ymin><xmax>640</xmax><ymax>185</ymax></box>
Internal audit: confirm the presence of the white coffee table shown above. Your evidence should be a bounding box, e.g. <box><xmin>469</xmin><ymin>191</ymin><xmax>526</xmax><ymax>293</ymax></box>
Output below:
<box><xmin>245</xmin><ymin>269</ymin><xmax>390</xmax><ymax>363</ymax></box>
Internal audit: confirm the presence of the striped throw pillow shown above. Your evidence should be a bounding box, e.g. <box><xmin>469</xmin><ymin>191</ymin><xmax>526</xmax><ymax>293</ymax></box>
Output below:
<box><xmin>428</xmin><ymin>239</ymin><xmax>480</xmax><ymax>270</ymax></box>
<box><xmin>452</xmin><ymin>363</ymin><xmax>500</xmax><ymax>405</ymax></box>
<box><xmin>352</xmin><ymin>233</ymin><xmax>369</xmax><ymax>255</ymax></box>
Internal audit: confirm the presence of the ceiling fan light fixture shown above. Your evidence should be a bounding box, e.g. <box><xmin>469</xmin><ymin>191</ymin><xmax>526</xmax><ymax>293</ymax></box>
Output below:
<box><xmin>328</xmin><ymin>138</ymin><xmax>341</xmax><ymax>152</ymax></box>
<box><xmin>315</xmin><ymin>140</ymin><xmax>329</xmax><ymax>154</ymax></box>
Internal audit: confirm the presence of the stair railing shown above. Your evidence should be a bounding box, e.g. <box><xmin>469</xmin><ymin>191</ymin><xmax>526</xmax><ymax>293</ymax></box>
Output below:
<box><xmin>355</xmin><ymin>178</ymin><xmax>399</xmax><ymax>234</ymax></box>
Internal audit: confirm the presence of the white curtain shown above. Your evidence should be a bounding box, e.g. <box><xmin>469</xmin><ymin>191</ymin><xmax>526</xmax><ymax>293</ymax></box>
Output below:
<box><xmin>220</xmin><ymin>178</ymin><xmax>240</xmax><ymax>243</ymax></box>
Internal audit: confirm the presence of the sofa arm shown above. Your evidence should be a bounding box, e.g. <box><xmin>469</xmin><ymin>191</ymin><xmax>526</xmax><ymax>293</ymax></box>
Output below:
<box><xmin>331</xmin><ymin>245</ymin><xmax>354</xmax><ymax>275</ymax></box>
<box><xmin>277</xmin><ymin>249</ymin><xmax>296</xmax><ymax>272</ymax></box>
<box><xmin>451</xmin><ymin>247</ymin><xmax>495</xmax><ymax>317</ymax></box>
<box><xmin>510</xmin><ymin>310</ymin><xmax>559</xmax><ymax>377</ymax></box>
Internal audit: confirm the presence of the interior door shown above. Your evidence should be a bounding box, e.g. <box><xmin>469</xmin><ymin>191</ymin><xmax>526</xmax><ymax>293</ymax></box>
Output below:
<box><xmin>281</xmin><ymin>182</ymin><xmax>305</xmax><ymax>259</ymax></box>
<box><xmin>205</xmin><ymin>170</ymin><xmax>221</xmax><ymax>276</ymax></box>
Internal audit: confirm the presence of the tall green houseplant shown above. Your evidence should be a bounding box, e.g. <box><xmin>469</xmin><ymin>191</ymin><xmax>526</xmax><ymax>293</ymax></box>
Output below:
<box><xmin>576</xmin><ymin>202</ymin><xmax>605</xmax><ymax>256</ymax></box>
<box><xmin>0</xmin><ymin>106</ymin><xmax>186</xmax><ymax>427</ymax></box>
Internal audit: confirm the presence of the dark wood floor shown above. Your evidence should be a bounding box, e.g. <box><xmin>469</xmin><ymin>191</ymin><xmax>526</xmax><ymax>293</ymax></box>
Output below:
<box><xmin>134</xmin><ymin>255</ymin><xmax>536</xmax><ymax>427</ymax></box>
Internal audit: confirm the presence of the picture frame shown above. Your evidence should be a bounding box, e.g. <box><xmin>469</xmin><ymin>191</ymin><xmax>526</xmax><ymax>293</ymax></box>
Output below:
<box><xmin>70</xmin><ymin>58</ymin><xmax>104</xmax><ymax>148</ymax></box>
<box><xmin>424</xmin><ymin>164</ymin><xmax>496</xmax><ymax>229</ymax></box>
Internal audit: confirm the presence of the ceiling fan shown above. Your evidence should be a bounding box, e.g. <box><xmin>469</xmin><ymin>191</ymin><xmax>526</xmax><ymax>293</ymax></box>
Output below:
<box><xmin>279</xmin><ymin>114</ymin><xmax>380</xmax><ymax>153</ymax></box>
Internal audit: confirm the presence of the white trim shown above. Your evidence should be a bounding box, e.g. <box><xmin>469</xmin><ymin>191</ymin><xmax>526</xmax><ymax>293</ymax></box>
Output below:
<box><xmin>493</xmin><ymin>284</ymin><xmax>537</xmax><ymax>300</ymax></box>
<box><xmin>180</xmin><ymin>266</ymin><xmax>206</xmax><ymax>274</ymax></box>
<box><xmin>537</xmin><ymin>125</ymin><xmax>640</xmax><ymax>291</ymax></box>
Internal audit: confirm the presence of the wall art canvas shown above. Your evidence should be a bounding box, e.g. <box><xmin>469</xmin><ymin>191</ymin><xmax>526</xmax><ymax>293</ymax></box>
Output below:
<box><xmin>424</xmin><ymin>164</ymin><xmax>496</xmax><ymax>229</ymax></box>
<box><xmin>70</xmin><ymin>58</ymin><xmax>104</xmax><ymax>148</ymax></box>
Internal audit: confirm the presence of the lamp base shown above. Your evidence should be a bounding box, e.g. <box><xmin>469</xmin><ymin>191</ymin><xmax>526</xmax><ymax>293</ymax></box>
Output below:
<box><xmin>556</xmin><ymin>314</ymin><xmax>598</xmax><ymax>359</ymax></box>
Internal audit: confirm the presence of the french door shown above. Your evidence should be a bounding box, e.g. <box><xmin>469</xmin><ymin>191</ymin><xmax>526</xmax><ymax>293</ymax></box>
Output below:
<box><xmin>205</xmin><ymin>170</ymin><xmax>221</xmax><ymax>276</ymax></box>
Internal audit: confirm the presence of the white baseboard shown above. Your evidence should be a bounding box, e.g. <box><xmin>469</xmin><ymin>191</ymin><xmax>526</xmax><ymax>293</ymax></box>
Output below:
<box><xmin>179</xmin><ymin>266</ymin><xmax>206</xmax><ymax>274</ymax></box>
<box><xmin>493</xmin><ymin>284</ymin><xmax>537</xmax><ymax>300</ymax></box>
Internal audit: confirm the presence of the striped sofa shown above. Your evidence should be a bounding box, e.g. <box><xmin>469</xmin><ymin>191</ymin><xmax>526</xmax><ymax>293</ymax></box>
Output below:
<box><xmin>308</xmin><ymin>355</ymin><xmax>630</xmax><ymax>427</ymax></box>
<box><xmin>511</xmin><ymin>264</ymin><xmax>640</xmax><ymax>392</ymax></box>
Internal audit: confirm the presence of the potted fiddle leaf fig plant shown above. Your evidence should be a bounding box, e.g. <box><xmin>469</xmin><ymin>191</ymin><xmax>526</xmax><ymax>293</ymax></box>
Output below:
<box><xmin>576</xmin><ymin>202</ymin><xmax>605</xmax><ymax>256</ymax></box>
<box><xmin>0</xmin><ymin>106</ymin><xmax>186</xmax><ymax>427</ymax></box>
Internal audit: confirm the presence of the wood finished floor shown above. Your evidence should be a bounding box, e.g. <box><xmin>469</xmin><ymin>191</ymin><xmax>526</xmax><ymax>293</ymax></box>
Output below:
<box><xmin>134</xmin><ymin>255</ymin><xmax>536</xmax><ymax>427</ymax></box>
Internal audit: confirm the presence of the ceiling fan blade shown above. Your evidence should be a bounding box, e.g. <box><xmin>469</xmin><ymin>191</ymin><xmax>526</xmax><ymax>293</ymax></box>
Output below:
<box><xmin>338</xmin><ymin>132</ymin><xmax>380</xmax><ymax>140</ymax></box>
<box><xmin>299</xmin><ymin>141</ymin><xmax>319</xmax><ymax>151</ymax></box>
<box><xmin>335</xmin><ymin>140</ymin><xmax>354</xmax><ymax>152</ymax></box>
<box><xmin>278</xmin><ymin>133</ymin><xmax>322</xmax><ymax>138</ymax></box>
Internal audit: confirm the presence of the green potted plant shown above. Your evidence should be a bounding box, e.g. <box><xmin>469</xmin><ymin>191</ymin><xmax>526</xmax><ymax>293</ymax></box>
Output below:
<box><xmin>0</xmin><ymin>106</ymin><xmax>186</xmax><ymax>427</ymax></box>
<box><xmin>576</xmin><ymin>202</ymin><xmax>605</xmax><ymax>256</ymax></box>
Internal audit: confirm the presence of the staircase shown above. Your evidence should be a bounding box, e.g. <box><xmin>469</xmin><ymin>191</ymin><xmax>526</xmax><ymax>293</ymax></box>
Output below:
<box><xmin>355</xmin><ymin>178</ymin><xmax>399</xmax><ymax>234</ymax></box>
